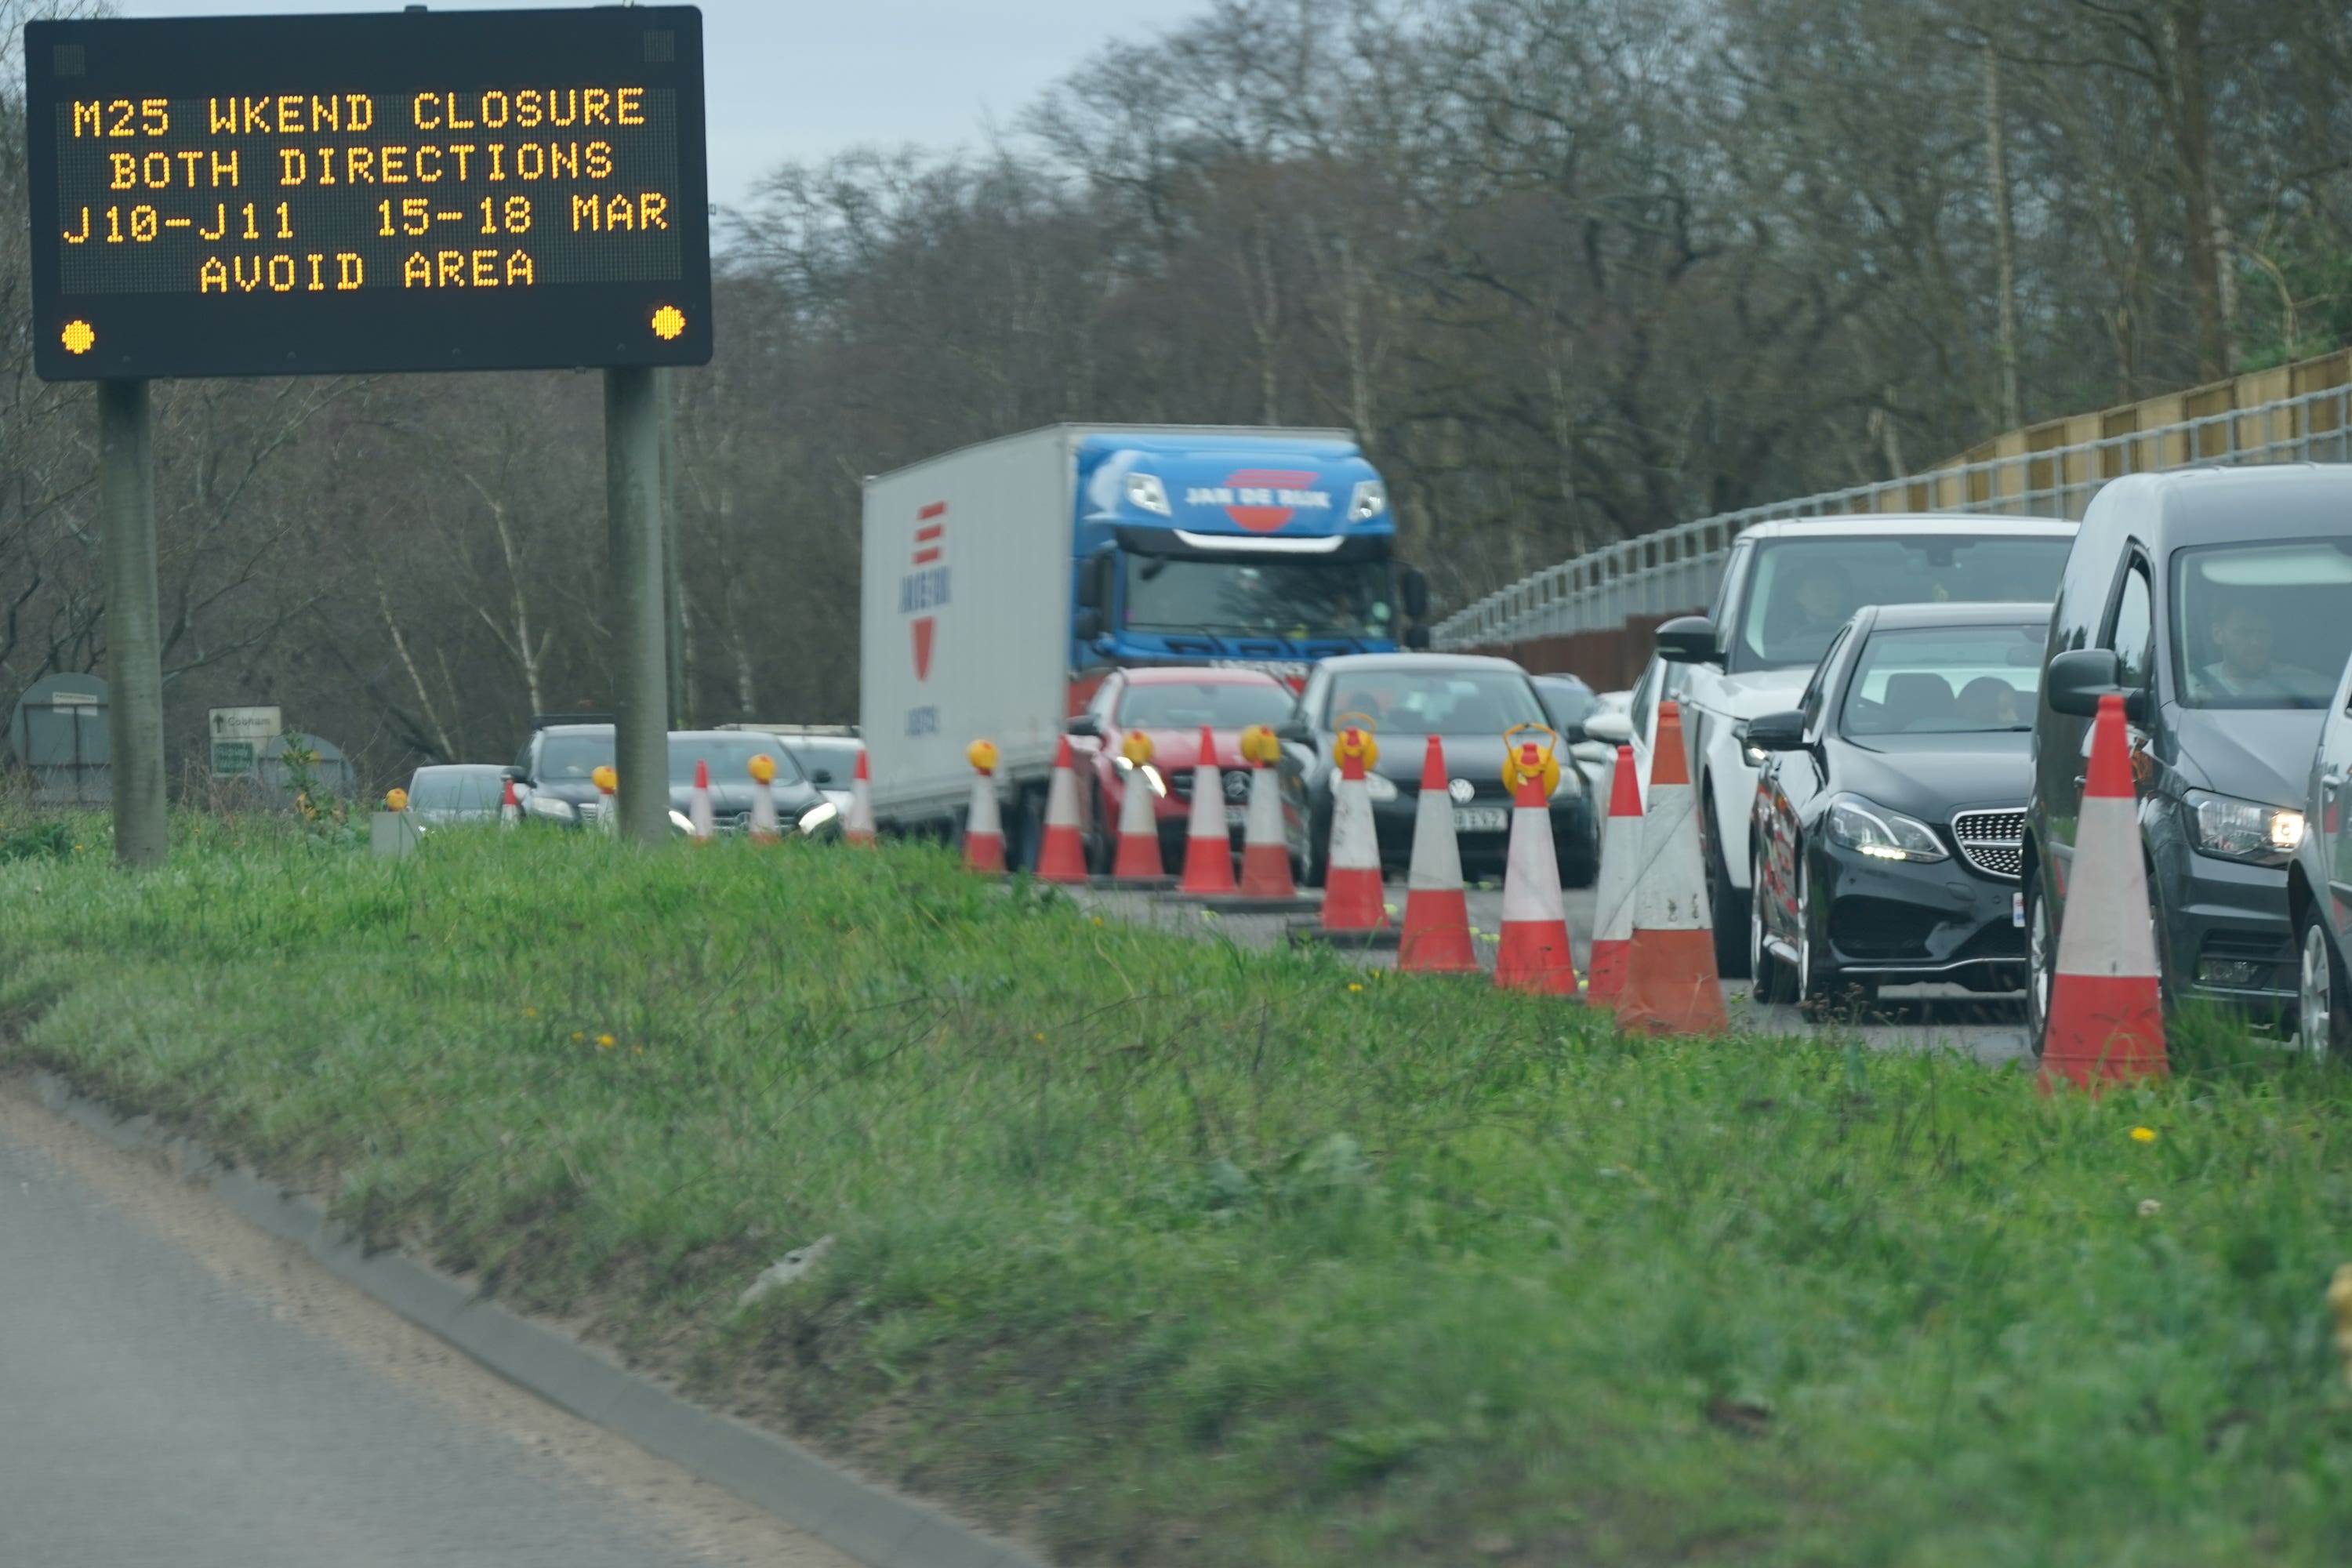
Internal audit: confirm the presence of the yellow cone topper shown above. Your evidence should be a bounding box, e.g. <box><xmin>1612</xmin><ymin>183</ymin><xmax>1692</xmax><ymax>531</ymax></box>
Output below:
<box><xmin>1121</xmin><ymin>730</ymin><xmax>1156</xmax><ymax>767</ymax></box>
<box><xmin>1333</xmin><ymin>711</ymin><xmax>1380</xmax><ymax>771</ymax></box>
<box><xmin>590</xmin><ymin>764</ymin><xmax>618</xmax><ymax>794</ymax></box>
<box><xmin>748</xmin><ymin>753</ymin><xmax>777</xmax><ymax>784</ymax></box>
<box><xmin>1239</xmin><ymin>723</ymin><xmax>1283</xmax><ymax>767</ymax></box>
<box><xmin>383</xmin><ymin>787</ymin><xmax>408</xmax><ymax>813</ymax></box>
<box><xmin>968</xmin><ymin>739</ymin><xmax>1000</xmax><ymax>775</ymax></box>
<box><xmin>1500</xmin><ymin>724</ymin><xmax>1561</xmax><ymax>798</ymax></box>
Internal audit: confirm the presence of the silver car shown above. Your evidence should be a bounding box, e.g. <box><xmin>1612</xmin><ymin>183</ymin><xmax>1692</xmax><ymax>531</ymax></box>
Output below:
<box><xmin>401</xmin><ymin>763</ymin><xmax>510</xmax><ymax>826</ymax></box>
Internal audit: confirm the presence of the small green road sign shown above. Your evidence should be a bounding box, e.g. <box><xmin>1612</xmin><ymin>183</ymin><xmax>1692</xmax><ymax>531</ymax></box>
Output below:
<box><xmin>212</xmin><ymin>739</ymin><xmax>255</xmax><ymax>776</ymax></box>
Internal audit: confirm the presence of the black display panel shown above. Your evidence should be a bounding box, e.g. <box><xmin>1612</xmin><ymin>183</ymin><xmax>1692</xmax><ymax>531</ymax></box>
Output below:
<box><xmin>24</xmin><ymin>7</ymin><xmax>710</xmax><ymax>380</ymax></box>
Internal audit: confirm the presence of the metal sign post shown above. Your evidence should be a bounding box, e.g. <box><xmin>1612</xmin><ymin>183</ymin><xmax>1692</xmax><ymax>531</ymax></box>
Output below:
<box><xmin>607</xmin><ymin>366</ymin><xmax>671</xmax><ymax>845</ymax></box>
<box><xmin>99</xmin><ymin>380</ymin><xmax>166</xmax><ymax>866</ymax></box>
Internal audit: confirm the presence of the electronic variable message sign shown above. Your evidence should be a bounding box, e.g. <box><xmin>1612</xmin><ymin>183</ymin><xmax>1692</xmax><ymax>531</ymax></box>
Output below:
<box><xmin>24</xmin><ymin>7</ymin><xmax>710</xmax><ymax>380</ymax></box>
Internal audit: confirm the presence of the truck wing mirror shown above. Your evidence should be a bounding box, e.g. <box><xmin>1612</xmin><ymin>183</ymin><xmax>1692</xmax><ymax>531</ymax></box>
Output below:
<box><xmin>1401</xmin><ymin>567</ymin><xmax>1429</xmax><ymax>622</ymax></box>
<box><xmin>1403</xmin><ymin>625</ymin><xmax>1433</xmax><ymax>651</ymax></box>
<box><xmin>1073</xmin><ymin>608</ymin><xmax>1104</xmax><ymax>641</ymax></box>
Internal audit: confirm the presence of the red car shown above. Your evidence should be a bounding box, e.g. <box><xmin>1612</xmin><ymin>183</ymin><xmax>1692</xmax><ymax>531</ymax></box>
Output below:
<box><xmin>1067</xmin><ymin>667</ymin><xmax>1303</xmax><ymax>872</ymax></box>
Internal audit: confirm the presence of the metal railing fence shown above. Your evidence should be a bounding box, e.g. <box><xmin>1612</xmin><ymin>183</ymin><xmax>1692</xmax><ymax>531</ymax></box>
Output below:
<box><xmin>1433</xmin><ymin>382</ymin><xmax>2352</xmax><ymax>649</ymax></box>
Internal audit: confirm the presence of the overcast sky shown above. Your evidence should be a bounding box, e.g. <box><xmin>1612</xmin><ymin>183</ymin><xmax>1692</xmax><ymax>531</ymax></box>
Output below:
<box><xmin>108</xmin><ymin>0</ymin><xmax>1208</xmax><ymax>210</ymax></box>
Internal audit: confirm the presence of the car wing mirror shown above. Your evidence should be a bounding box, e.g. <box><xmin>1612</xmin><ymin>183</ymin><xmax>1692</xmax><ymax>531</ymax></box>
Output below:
<box><xmin>1744</xmin><ymin>710</ymin><xmax>1809</xmax><ymax>752</ymax></box>
<box><xmin>1274</xmin><ymin>718</ymin><xmax>1311</xmax><ymax>743</ymax></box>
<box><xmin>1580</xmin><ymin>709</ymin><xmax>1633</xmax><ymax>745</ymax></box>
<box><xmin>2046</xmin><ymin>648</ymin><xmax>2129</xmax><ymax>719</ymax></box>
<box><xmin>1065</xmin><ymin>714</ymin><xmax>1102</xmax><ymax>739</ymax></box>
<box><xmin>811</xmin><ymin>768</ymin><xmax>834</xmax><ymax>785</ymax></box>
<box><xmin>1656</xmin><ymin>615</ymin><xmax>1722</xmax><ymax>666</ymax></box>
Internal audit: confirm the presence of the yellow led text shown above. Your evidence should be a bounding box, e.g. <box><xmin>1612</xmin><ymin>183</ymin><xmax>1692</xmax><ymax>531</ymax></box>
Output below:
<box><xmin>108</xmin><ymin>150</ymin><xmax>241</xmax><ymax>191</ymax></box>
<box><xmin>409</xmin><ymin>87</ymin><xmax>647</xmax><ymax>130</ymax></box>
<box><xmin>198</xmin><ymin>252</ymin><xmax>365</xmax><ymax>292</ymax></box>
<box><xmin>401</xmin><ymin>249</ymin><xmax>536</xmax><ymax>287</ymax></box>
<box><xmin>274</xmin><ymin>141</ymin><xmax>613</xmax><ymax>187</ymax></box>
<box><xmin>71</xmin><ymin>100</ymin><xmax>170</xmax><ymax>137</ymax></box>
<box><xmin>205</xmin><ymin>95</ymin><xmax>376</xmax><ymax>135</ymax></box>
<box><xmin>570</xmin><ymin>192</ymin><xmax>668</xmax><ymax>231</ymax></box>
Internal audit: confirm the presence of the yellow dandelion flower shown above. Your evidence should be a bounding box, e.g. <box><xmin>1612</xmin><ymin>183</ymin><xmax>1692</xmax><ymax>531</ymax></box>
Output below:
<box><xmin>572</xmin><ymin>1032</ymin><xmax>585</xmax><ymax>1042</ymax></box>
<box><xmin>523</xmin><ymin>1007</ymin><xmax>538</xmax><ymax>1018</ymax></box>
<box><xmin>1034</xmin><ymin>1032</ymin><xmax>1046</xmax><ymax>1042</ymax></box>
<box><xmin>597</xmin><ymin>1033</ymin><xmax>616</xmax><ymax>1049</ymax></box>
<box><xmin>1348</xmin><ymin>982</ymin><xmax>1363</xmax><ymax>993</ymax></box>
<box><xmin>2129</xmin><ymin>1126</ymin><xmax>2157</xmax><ymax>1144</ymax></box>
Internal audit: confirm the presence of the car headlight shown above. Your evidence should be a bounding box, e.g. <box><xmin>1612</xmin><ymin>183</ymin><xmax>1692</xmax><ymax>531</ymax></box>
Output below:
<box><xmin>1549</xmin><ymin>766</ymin><xmax>1583</xmax><ymax>798</ymax></box>
<box><xmin>1732</xmin><ymin>720</ymin><xmax>1767</xmax><ymax>768</ymax></box>
<box><xmin>667</xmin><ymin>809</ymin><xmax>695</xmax><ymax>835</ymax></box>
<box><xmin>1116</xmin><ymin>756</ymin><xmax>1170</xmax><ymax>798</ymax></box>
<box><xmin>1361</xmin><ymin>771</ymin><xmax>1398</xmax><ymax>803</ymax></box>
<box><xmin>526</xmin><ymin>793</ymin><xmax>575</xmax><ymax>824</ymax></box>
<box><xmin>1125</xmin><ymin>472</ymin><xmax>1171</xmax><ymax>516</ymax></box>
<box><xmin>1349</xmin><ymin>480</ymin><xmax>1387</xmax><ymax>521</ymax></box>
<box><xmin>1824</xmin><ymin>793</ymin><xmax>1947</xmax><ymax>862</ymax></box>
<box><xmin>2187</xmin><ymin>789</ymin><xmax>2303</xmax><ymax>864</ymax></box>
<box><xmin>797</xmin><ymin>800</ymin><xmax>840</xmax><ymax>837</ymax></box>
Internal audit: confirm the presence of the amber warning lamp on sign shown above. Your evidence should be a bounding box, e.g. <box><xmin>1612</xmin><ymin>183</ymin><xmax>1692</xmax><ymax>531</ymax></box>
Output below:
<box><xmin>24</xmin><ymin>5</ymin><xmax>711</xmax><ymax>380</ymax></box>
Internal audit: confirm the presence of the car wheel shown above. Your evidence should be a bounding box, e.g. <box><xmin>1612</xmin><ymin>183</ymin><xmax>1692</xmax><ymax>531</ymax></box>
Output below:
<box><xmin>2298</xmin><ymin>906</ymin><xmax>2350</xmax><ymax>1058</ymax></box>
<box><xmin>1012</xmin><ymin>785</ymin><xmax>1045</xmax><ymax>873</ymax></box>
<box><xmin>1085</xmin><ymin>783</ymin><xmax>1112</xmax><ymax>875</ymax></box>
<box><xmin>2024</xmin><ymin>869</ymin><xmax>2054</xmax><ymax>1058</ymax></box>
<box><xmin>1750</xmin><ymin>853</ymin><xmax>1796</xmax><ymax>1005</ymax></box>
<box><xmin>1301</xmin><ymin>798</ymin><xmax>1330</xmax><ymax>888</ymax></box>
<box><xmin>1704</xmin><ymin>793</ymin><xmax>1750</xmax><ymax>978</ymax></box>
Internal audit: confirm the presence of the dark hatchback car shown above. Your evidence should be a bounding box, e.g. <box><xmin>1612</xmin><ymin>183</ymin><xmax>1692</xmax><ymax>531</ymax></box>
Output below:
<box><xmin>2025</xmin><ymin>466</ymin><xmax>2352</xmax><ymax>1046</ymax></box>
<box><xmin>1748</xmin><ymin>603</ymin><xmax>2046</xmax><ymax>1001</ymax></box>
<box><xmin>1279</xmin><ymin>653</ymin><xmax>1598</xmax><ymax>887</ymax></box>
<box><xmin>513</xmin><ymin>723</ymin><xmax>838</xmax><ymax>837</ymax></box>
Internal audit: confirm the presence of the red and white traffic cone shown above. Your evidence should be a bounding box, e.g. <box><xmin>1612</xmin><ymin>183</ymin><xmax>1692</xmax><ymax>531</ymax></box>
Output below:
<box><xmin>1617</xmin><ymin>702</ymin><xmax>1728</xmax><ymax>1033</ymax></box>
<box><xmin>1399</xmin><ymin>737</ymin><xmax>1477</xmax><ymax>974</ymax></box>
<box><xmin>1237</xmin><ymin>727</ymin><xmax>1296</xmax><ymax>899</ymax></box>
<box><xmin>500</xmin><ymin>777</ymin><xmax>521</xmax><ymax>830</ymax></box>
<box><xmin>1585</xmin><ymin>744</ymin><xmax>1642</xmax><ymax>1003</ymax></box>
<box><xmin>2039</xmin><ymin>693</ymin><xmax>2167</xmax><ymax>1091</ymax></box>
<box><xmin>964</xmin><ymin>740</ymin><xmax>1005</xmax><ymax>874</ymax></box>
<box><xmin>1179</xmin><ymin>725</ymin><xmax>1239</xmax><ymax>895</ymax></box>
<box><xmin>1320</xmin><ymin>727</ymin><xmax>1388</xmax><ymax>931</ymax></box>
<box><xmin>1112</xmin><ymin>735</ymin><xmax>1168</xmax><ymax>884</ymax></box>
<box><xmin>687</xmin><ymin>757</ymin><xmax>716</xmax><ymax>842</ymax></box>
<box><xmin>747</xmin><ymin>754</ymin><xmax>781</xmax><ymax>843</ymax></box>
<box><xmin>1036</xmin><ymin>736</ymin><xmax>1089</xmax><ymax>884</ymax></box>
<box><xmin>1494</xmin><ymin>739</ymin><xmax>1578</xmax><ymax>994</ymax></box>
<box><xmin>844</xmin><ymin>750</ymin><xmax>877</xmax><ymax>846</ymax></box>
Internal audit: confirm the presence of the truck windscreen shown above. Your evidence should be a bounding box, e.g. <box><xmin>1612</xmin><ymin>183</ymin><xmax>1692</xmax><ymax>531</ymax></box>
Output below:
<box><xmin>1124</xmin><ymin>556</ymin><xmax>1392</xmax><ymax>639</ymax></box>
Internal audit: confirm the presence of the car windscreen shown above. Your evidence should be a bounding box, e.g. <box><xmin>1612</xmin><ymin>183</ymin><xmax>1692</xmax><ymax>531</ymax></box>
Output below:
<box><xmin>1732</xmin><ymin>535</ymin><xmax>2071</xmax><ymax>673</ymax></box>
<box><xmin>1116</xmin><ymin>681</ymin><xmax>1297</xmax><ymax>729</ymax></box>
<box><xmin>1841</xmin><ymin>625</ymin><xmax>2045</xmax><ymax>736</ymax></box>
<box><xmin>537</xmin><ymin>735</ymin><xmax>614</xmax><ymax>781</ymax></box>
<box><xmin>785</xmin><ymin>741</ymin><xmax>862</xmax><ymax>781</ymax></box>
<box><xmin>406</xmin><ymin>769</ymin><xmax>505</xmax><ymax>810</ymax></box>
<box><xmin>1534</xmin><ymin>679</ymin><xmax>1597</xmax><ymax>729</ymax></box>
<box><xmin>670</xmin><ymin>736</ymin><xmax>804</xmax><ymax>784</ymax></box>
<box><xmin>1124</xmin><ymin>555</ymin><xmax>1393</xmax><ymax>638</ymax></box>
<box><xmin>2170</xmin><ymin>539</ymin><xmax>2352</xmax><ymax>710</ymax></box>
<box><xmin>1319</xmin><ymin>670</ymin><xmax>1547</xmax><ymax>735</ymax></box>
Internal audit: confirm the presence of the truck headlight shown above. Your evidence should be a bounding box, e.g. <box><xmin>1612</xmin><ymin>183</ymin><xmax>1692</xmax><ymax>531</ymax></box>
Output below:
<box><xmin>526</xmin><ymin>793</ymin><xmax>575</xmax><ymax>824</ymax></box>
<box><xmin>1349</xmin><ymin>481</ymin><xmax>1387</xmax><ymax>521</ymax></box>
<box><xmin>1825</xmin><ymin>793</ymin><xmax>1947</xmax><ymax>862</ymax></box>
<box><xmin>797</xmin><ymin>800</ymin><xmax>840</xmax><ymax>837</ymax></box>
<box><xmin>1125</xmin><ymin>472</ymin><xmax>1172</xmax><ymax>516</ymax></box>
<box><xmin>2187</xmin><ymin>789</ymin><xmax>2303</xmax><ymax>864</ymax></box>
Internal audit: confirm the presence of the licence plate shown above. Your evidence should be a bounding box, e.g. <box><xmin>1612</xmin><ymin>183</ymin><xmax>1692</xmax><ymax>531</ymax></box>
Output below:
<box><xmin>1225</xmin><ymin>806</ymin><xmax>1247</xmax><ymax>828</ymax></box>
<box><xmin>1453</xmin><ymin>806</ymin><xmax>1510</xmax><ymax>833</ymax></box>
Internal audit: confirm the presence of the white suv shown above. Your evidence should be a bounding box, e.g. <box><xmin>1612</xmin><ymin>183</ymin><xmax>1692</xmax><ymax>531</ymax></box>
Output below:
<box><xmin>1586</xmin><ymin>515</ymin><xmax>2076</xmax><ymax>976</ymax></box>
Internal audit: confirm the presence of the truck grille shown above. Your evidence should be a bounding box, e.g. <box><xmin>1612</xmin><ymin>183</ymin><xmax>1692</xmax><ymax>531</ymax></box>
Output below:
<box><xmin>1951</xmin><ymin>809</ymin><xmax>2026</xmax><ymax>879</ymax></box>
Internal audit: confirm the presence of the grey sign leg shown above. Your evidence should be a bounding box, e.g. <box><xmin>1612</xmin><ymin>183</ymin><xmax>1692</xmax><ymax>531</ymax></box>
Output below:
<box><xmin>100</xmin><ymin>379</ymin><xmax>167</xmax><ymax>868</ymax></box>
<box><xmin>605</xmin><ymin>365</ymin><xmax>671</xmax><ymax>845</ymax></box>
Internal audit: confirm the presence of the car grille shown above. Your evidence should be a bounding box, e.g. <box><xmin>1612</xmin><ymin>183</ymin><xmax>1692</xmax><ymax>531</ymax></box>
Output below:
<box><xmin>1951</xmin><ymin>809</ymin><xmax>2026</xmax><ymax>880</ymax></box>
<box><xmin>1169</xmin><ymin>768</ymin><xmax>1252</xmax><ymax>803</ymax></box>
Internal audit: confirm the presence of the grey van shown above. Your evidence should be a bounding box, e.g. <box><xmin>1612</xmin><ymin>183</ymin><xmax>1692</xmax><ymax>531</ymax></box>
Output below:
<box><xmin>2024</xmin><ymin>466</ymin><xmax>2352</xmax><ymax>1045</ymax></box>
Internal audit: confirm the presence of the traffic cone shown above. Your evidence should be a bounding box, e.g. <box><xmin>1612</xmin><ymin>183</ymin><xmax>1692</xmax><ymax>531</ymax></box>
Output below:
<box><xmin>1179</xmin><ymin>725</ymin><xmax>1239</xmax><ymax>895</ymax></box>
<box><xmin>1585</xmin><ymin>745</ymin><xmax>1642</xmax><ymax>1003</ymax></box>
<box><xmin>1320</xmin><ymin>726</ymin><xmax>1388</xmax><ymax>931</ymax></box>
<box><xmin>688</xmin><ymin>757</ymin><xmax>716</xmax><ymax>842</ymax></box>
<box><xmin>592</xmin><ymin>765</ymin><xmax>617</xmax><ymax>835</ymax></box>
<box><xmin>2039</xmin><ymin>693</ymin><xmax>2167</xmax><ymax>1091</ymax></box>
<box><xmin>747</xmin><ymin>754</ymin><xmax>781</xmax><ymax>843</ymax></box>
<box><xmin>844</xmin><ymin>750</ymin><xmax>877</xmax><ymax>846</ymax></box>
<box><xmin>1617</xmin><ymin>702</ymin><xmax>1728</xmax><ymax>1034</ymax></box>
<box><xmin>500</xmin><ymin>777</ymin><xmax>521</xmax><ymax>830</ymax></box>
<box><xmin>1036</xmin><ymin>736</ymin><xmax>1089</xmax><ymax>884</ymax></box>
<box><xmin>1494</xmin><ymin>737</ymin><xmax>1579</xmax><ymax>994</ymax></box>
<box><xmin>964</xmin><ymin>740</ymin><xmax>1005</xmax><ymax>874</ymax></box>
<box><xmin>1111</xmin><ymin>742</ymin><xmax>1167</xmax><ymax>884</ymax></box>
<box><xmin>1237</xmin><ymin>726</ymin><xmax>1297</xmax><ymax>899</ymax></box>
<box><xmin>1399</xmin><ymin>737</ymin><xmax>1478</xmax><ymax>974</ymax></box>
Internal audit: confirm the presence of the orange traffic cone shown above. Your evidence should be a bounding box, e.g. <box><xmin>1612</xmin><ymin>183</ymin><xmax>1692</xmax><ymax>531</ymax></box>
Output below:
<box><xmin>1399</xmin><ymin>736</ymin><xmax>1478</xmax><ymax>974</ymax></box>
<box><xmin>688</xmin><ymin>757</ymin><xmax>716</xmax><ymax>842</ymax></box>
<box><xmin>1237</xmin><ymin>724</ymin><xmax>1297</xmax><ymax>898</ymax></box>
<box><xmin>1494</xmin><ymin>732</ymin><xmax>1579</xmax><ymax>994</ymax></box>
<box><xmin>1320</xmin><ymin>724</ymin><xmax>1388</xmax><ymax>931</ymax></box>
<box><xmin>2038</xmin><ymin>693</ymin><xmax>2167</xmax><ymax>1090</ymax></box>
<box><xmin>500</xmin><ymin>777</ymin><xmax>521</xmax><ymax>829</ymax></box>
<box><xmin>592</xmin><ymin>765</ymin><xmax>617</xmax><ymax>835</ymax></box>
<box><xmin>1110</xmin><ymin>732</ymin><xmax>1170</xmax><ymax>885</ymax></box>
<box><xmin>964</xmin><ymin>739</ymin><xmax>1005</xmax><ymax>874</ymax></box>
<box><xmin>1179</xmin><ymin>725</ymin><xmax>1239</xmax><ymax>895</ymax></box>
<box><xmin>747</xmin><ymin>753</ymin><xmax>781</xmax><ymax>842</ymax></box>
<box><xmin>844</xmin><ymin>750</ymin><xmax>877</xmax><ymax>846</ymax></box>
<box><xmin>1617</xmin><ymin>702</ymin><xmax>1728</xmax><ymax>1033</ymax></box>
<box><xmin>1036</xmin><ymin>736</ymin><xmax>1089</xmax><ymax>884</ymax></box>
<box><xmin>1585</xmin><ymin>745</ymin><xmax>1642</xmax><ymax>1002</ymax></box>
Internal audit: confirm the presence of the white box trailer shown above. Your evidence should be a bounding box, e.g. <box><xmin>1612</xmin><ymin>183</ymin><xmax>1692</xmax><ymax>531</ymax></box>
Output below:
<box><xmin>858</xmin><ymin>422</ymin><xmax>1367</xmax><ymax>841</ymax></box>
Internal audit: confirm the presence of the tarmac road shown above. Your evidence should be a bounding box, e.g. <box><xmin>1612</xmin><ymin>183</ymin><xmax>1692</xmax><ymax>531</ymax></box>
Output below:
<box><xmin>1082</xmin><ymin>880</ymin><xmax>2032</xmax><ymax>1066</ymax></box>
<box><xmin>0</xmin><ymin>1086</ymin><xmax>853</xmax><ymax>1568</ymax></box>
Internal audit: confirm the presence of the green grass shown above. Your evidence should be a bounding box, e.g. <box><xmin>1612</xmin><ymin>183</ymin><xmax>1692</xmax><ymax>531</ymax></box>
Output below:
<box><xmin>6</xmin><ymin>818</ymin><xmax>2352</xmax><ymax>1565</ymax></box>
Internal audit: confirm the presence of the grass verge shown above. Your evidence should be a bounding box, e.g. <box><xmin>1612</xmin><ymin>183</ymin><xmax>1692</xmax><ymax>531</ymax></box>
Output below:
<box><xmin>5</xmin><ymin>821</ymin><xmax>2352</xmax><ymax>1565</ymax></box>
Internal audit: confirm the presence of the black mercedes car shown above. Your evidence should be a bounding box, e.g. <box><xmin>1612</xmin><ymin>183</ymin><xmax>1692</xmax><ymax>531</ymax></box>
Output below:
<box><xmin>1745</xmin><ymin>603</ymin><xmax>2049</xmax><ymax>1002</ymax></box>
<box><xmin>1278</xmin><ymin>653</ymin><xmax>1598</xmax><ymax>887</ymax></box>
